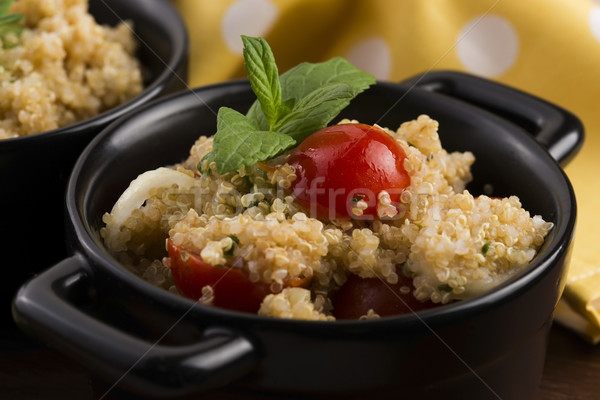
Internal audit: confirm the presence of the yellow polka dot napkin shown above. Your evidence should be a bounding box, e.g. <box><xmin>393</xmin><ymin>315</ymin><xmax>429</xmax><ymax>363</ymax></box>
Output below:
<box><xmin>172</xmin><ymin>0</ymin><xmax>600</xmax><ymax>343</ymax></box>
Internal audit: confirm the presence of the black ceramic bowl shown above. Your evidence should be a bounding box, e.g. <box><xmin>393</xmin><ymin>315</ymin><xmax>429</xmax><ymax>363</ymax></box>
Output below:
<box><xmin>13</xmin><ymin>71</ymin><xmax>582</xmax><ymax>399</ymax></box>
<box><xmin>1</xmin><ymin>0</ymin><xmax>188</xmax><ymax>324</ymax></box>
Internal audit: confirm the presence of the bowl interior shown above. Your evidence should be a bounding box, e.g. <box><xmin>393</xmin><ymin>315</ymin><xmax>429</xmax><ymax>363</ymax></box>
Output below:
<box><xmin>71</xmin><ymin>81</ymin><xmax>574</xmax><ymax>329</ymax></box>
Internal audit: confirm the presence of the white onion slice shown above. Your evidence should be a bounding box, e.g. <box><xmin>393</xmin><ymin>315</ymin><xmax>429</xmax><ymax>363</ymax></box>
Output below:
<box><xmin>106</xmin><ymin>167</ymin><xmax>196</xmax><ymax>235</ymax></box>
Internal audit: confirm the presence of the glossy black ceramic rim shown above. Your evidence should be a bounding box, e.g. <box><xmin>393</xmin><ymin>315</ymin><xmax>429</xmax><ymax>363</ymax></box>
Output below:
<box><xmin>0</xmin><ymin>0</ymin><xmax>188</xmax><ymax>149</ymax></box>
<box><xmin>66</xmin><ymin>78</ymin><xmax>578</xmax><ymax>334</ymax></box>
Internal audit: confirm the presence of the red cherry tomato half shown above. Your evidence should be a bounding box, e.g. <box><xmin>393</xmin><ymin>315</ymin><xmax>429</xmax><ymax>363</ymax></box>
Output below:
<box><xmin>167</xmin><ymin>239</ymin><xmax>270</xmax><ymax>313</ymax></box>
<box><xmin>331</xmin><ymin>272</ymin><xmax>439</xmax><ymax>319</ymax></box>
<box><xmin>167</xmin><ymin>239</ymin><xmax>312</xmax><ymax>313</ymax></box>
<box><xmin>287</xmin><ymin>123</ymin><xmax>410</xmax><ymax>219</ymax></box>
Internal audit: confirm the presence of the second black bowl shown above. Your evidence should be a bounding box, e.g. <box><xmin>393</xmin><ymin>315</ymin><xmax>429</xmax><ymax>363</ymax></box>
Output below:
<box><xmin>0</xmin><ymin>0</ymin><xmax>188</xmax><ymax>326</ymax></box>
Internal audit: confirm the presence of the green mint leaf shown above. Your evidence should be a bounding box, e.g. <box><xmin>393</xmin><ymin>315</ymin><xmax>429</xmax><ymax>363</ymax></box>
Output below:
<box><xmin>0</xmin><ymin>13</ymin><xmax>22</xmax><ymax>24</ymax></box>
<box><xmin>281</xmin><ymin>57</ymin><xmax>375</xmax><ymax>101</ymax></box>
<box><xmin>0</xmin><ymin>0</ymin><xmax>13</xmax><ymax>16</ymax></box>
<box><xmin>247</xmin><ymin>56</ymin><xmax>375</xmax><ymax>138</ymax></box>
<box><xmin>241</xmin><ymin>35</ymin><xmax>281</xmax><ymax>129</ymax></box>
<box><xmin>273</xmin><ymin>83</ymin><xmax>354</xmax><ymax>129</ymax></box>
<box><xmin>245</xmin><ymin>100</ymin><xmax>271</xmax><ymax>132</ymax></box>
<box><xmin>213</xmin><ymin>107</ymin><xmax>295</xmax><ymax>173</ymax></box>
<box><xmin>274</xmin><ymin>83</ymin><xmax>354</xmax><ymax>141</ymax></box>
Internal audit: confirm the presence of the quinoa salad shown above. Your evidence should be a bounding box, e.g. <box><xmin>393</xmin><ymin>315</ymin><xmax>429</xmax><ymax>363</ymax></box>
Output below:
<box><xmin>0</xmin><ymin>0</ymin><xmax>143</xmax><ymax>139</ymax></box>
<box><xmin>101</xmin><ymin>37</ymin><xmax>552</xmax><ymax>321</ymax></box>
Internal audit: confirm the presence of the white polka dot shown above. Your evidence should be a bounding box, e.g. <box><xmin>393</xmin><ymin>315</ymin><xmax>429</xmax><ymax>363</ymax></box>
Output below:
<box><xmin>346</xmin><ymin>37</ymin><xmax>392</xmax><ymax>80</ymax></box>
<box><xmin>456</xmin><ymin>15</ymin><xmax>520</xmax><ymax>77</ymax></box>
<box><xmin>590</xmin><ymin>6</ymin><xmax>600</xmax><ymax>42</ymax></box>
<box><xmin>221</xmin><ymin>0</ymin><xmax>279</xmax><ymax>54</ymax></box>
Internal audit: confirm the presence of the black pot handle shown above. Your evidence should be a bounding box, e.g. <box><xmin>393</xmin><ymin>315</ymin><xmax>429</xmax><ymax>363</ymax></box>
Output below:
<box><xmin>12</xmin><ymin>255</ymin><xmax>258</xmax><ymax>398</ymax></box>
<box><xmin>401</xmin><ymin>70</ymin><xmax>584</xmax><ymax>166</ymax></box>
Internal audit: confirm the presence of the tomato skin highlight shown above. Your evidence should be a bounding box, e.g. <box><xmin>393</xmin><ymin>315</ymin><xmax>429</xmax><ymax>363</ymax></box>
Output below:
<box><xmin>287</xmin><ymin>123</ymin><xmax>410</xmax><ymax>219</ymax></box>
<box><xmin>332</xmin><ymin>272</ymin><xmax>438</xmax><ymax>319</ymax></box>
<box><xmin>167</xmin><ymin>239</ymin><xmax>271</xmax><ymax>313</ymax></box>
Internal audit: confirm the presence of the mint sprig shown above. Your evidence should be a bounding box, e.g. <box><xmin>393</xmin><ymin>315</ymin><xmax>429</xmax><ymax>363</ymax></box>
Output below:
<box><xmin>0</xmin><ymin>0</ymin><xmax>23</xmax><ymax>48</ymax></box>
<box><xmin>207</xmin><ymin>36</ymin><xmax>375</xmax><ymax>174</ymax></box>
<box><xmin>213</xmin><ymin>107</ymin><xmax>295</xmax><ymax>174</ymax></box>
<box><xmin>241</xmin><ymin>35</ymin><xmax>282</xmax><ymax>129</ymax></box>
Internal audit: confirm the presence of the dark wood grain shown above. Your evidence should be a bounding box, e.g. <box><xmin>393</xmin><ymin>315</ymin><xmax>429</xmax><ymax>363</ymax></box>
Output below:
<box><xmin>2</xmin><ymin>322</ymin><xmax>599</xmax><ymax>399</ymax></box>
<box><xmin>538</xmin><ymin>325</ymin><xmax>600</xmax><ymax>400</ymax></box>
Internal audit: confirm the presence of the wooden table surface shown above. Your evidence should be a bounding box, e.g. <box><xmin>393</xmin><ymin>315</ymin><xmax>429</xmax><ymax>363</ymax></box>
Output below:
<box><xmin>2</xmin><ymin>319</ymin><xmax>599</xmax><ymax>400</ymax></box>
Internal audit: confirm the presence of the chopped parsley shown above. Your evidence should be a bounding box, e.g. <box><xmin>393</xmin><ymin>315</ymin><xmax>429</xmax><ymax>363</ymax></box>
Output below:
<box><xmin>438</xmin><ymin>283</ymin><xmax>453</xmax><ymax>293</ymax></box>
<box><xmin>223</xmin><ymin>235</ymin><xmax>240</xmax><ymax>257</ymax></box>
<box><xmin>482</xmin><ymin>241</ymin><xmax>491</xmax><ymax>257</ymax></box>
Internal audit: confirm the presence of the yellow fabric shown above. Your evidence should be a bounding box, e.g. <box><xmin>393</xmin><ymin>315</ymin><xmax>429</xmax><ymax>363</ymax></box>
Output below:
<box><xmin>172</xmin><ymin>0</ymin><xmax>600</xmax><ymax>342</ymax></box>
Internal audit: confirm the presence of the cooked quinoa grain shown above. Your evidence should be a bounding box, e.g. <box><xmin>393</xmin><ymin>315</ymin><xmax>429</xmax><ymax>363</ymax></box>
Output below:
<box><xmin>0</xmin><ymin>0</ymin><xmax>143</xmax><ymax>139</ymax></box>
<box><xmin>102</xmin><ymin>115</ymin><xmax>552</xmax><ymax>320</ymax></box>
<box><xmin>259</xmin><ymin>288</ymin><xmax>334</xmax><ymax>321</ymax></box>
